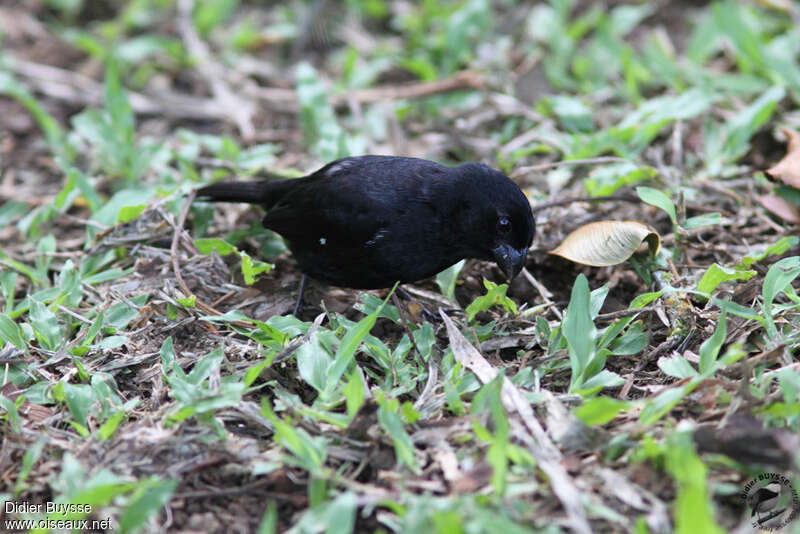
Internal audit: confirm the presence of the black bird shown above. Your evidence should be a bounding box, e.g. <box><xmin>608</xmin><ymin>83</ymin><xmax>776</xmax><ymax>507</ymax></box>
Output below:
<box><xmin>197</xmin><ymin>156</ymin><xmax>535</xmax><ymax>307</ymax></box>
<box><xmin>748</xmin><ymin>484</ymin><xmax>781</xmax><ymax>518</ymax></box>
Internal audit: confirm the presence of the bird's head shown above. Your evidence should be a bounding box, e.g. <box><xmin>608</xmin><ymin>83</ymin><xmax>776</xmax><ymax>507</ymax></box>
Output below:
<box><xmin>456</xmin><ymin>164</ymin><xmax>535</xmax><ymax>281</ymax></box>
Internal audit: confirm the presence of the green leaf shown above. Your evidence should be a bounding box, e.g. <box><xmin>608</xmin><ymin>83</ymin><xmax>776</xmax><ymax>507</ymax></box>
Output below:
<box><xmin>562</xmin><ymin>274</ymin><xmax>596</xmax><ymax>391</ymax></box>
<box><xmin>577</xmin><ymin>369</ymin><xmax>624</xmax><ymax>392</ymax></box>
<box><xmin>296</xmin><ymin>62</ymin><xmax>362</xmax><ymax>161</ymax></box>
<box><xmin>622</xmin><ymin>89</ymin><xmax>718</xmax><ymax>128</ymax></box>
<box><xmin>658</xmin><ymin>354</ymin><xmax>698</xmax><ymax>379</ymax></box>
<box><xmin>14</xmin><ymin>438</ymin><xmax>46</xmax><ymax>495</ymax></box>
<box><xmin>119</xmin><ymin>478</ymin><xmax>178</xmax><ymax>533</ymax></box>
<box><xmin>195</xmin><ymin>237</ymin><xmax>238</xmax><ymax>256</ymax></box>
<box><xmin>261</xmin><ymin>399</ymin><xmax>327</xmax><ymax>473</ymax></box>
<box><xmin>28</xmin><ymin>299</ymin><xmax>62</xmax><ymax>351</ymax></box>
<box><xmin>574</xmin><ymin>396</ymin><xmax>629</xmax><ymax>426</ymax></box>
<box><xmin>721</xmin><ymin>86</ymin><xmax>785</xmax><ymax>159</ymax></box>
<box><xmin>639</xmin><ymin>384</ymin><xmax>691</xmax><ymax>426</ymax></box>
<box><xmin>344</xmin><ymin>369</ymin><xmax>365</xmax><ymax>420</ymax></box>
<box><xmin>585</xmin><ymin>163</ymin><xmax>656</xmax><ymax>197</ymax></box>
<box><xmin>160</xmin><ymin>336</ymin><xmax>175</xmax><ymax>369</ymax></box>
<box><xmin>436</xmin><ymin>259</ymin><xmax>466</xmax><ymax>301</ymax></box>
<box><xmin>103</xmin><ymin>296</ymin><xmax>147</xmax><ymax>330</ymax></box>
<box><xmin>465</xmin><ymin>280</ymin><xmax>517</xmax><ymax>321</ymax></box>
<box><xmin>296</xmin><ymin>332</ymin><xmax>331</xmax><ymax>393</ymax></box>
<box><xmin>704</xmin><ymin>85</ymin><xmax>785</xmax><ymax>175</ymax></box>
<box><xmin>97</xmin><ymin>411</ymin><xmax>125</xmax><ymax>440</ymax></box>
<box><xmin>630</xmin><ymin>290</ymin><xmax>665</xmax><ymax>308</ymax></box>
<box><xmin>698</xmin><ymin>310</ymin><xmax>726</xmax><ymax>376</ymax></box>
<box><xmin>712</xmin><ymin>298</ymin><xmax>764</xmax><ymax>324</ymax></box>
<box><xmin>236</xmin><ymin>143</ymin><xmax>277</xmax><ymax>172</ymax></box>
<box><xmin>175</xmin><ymin>295</ymin><xmax>196</xmax><ymax>307</ymax></box>
<box><xmin>539</xmin><ymin>94</ymin><xmax>594</xmax><ymax>133</ymax></box>
<box><xmin>0</xmin><ymin>247</ymin><xmax>44</xmax><ymax>284</ymax></box>
<box><xmin>1</xmin><ymin>270</ymin><xmax>18</xmax><ymax>310</ymax></box>
<box><xmin>737</xmin><ymin>236</ymin><xmax>798</xmax><ymax>269</ymax></box>
<box><xmin>322</xmin><ymin>493</ymin><xmax>357</xmax><ymax>534</ymax></box>
<box><xmin>636</xmin><ymin>186</ymin><xmax>676</xmax><ymax>226</ymax></box>
<box><xmin>0</xmin><ymin>313</ymin><xmax>27</xmax><ymax>351</ymax></box>
<box><xmin>194</xmin><ymin>0</ymin><xmax>239</xmax><ymax>36</ymax></box>
<box><xmin>682</xmin><ymin>212</ymin><xmax>721</xmax><ymax>229</ymax></box>
<box><xmin>105</xmin><ymin>59</ymin><xmax>134</xmax><ymax>149</ymax></box>
<box><xmin>243</xmin><ymin>357</ymin><xmax>272</xmax><ymax>387</ymax></box>
<box><xmin>0</xmin><ymin>72</ymin><xmax>73</xmax><ymax>165</ymax></box>
<box><xmin>608</xmin><ymin>323</ymin><xmax>647</xmax><ymax>355</ymax></box>
<box><xmin>258</xmin><ymin>501</ymin><xmax>278</xmax><ymax>534</ymax></box>
<box><xmin>762</xmin><ymin>256</ymin><xmax>800</xmax><ymax>311</ymax></box>
<box><xmin>323</xmin><ymin>307</ymin><xmax>382</xmax><ymax>399</ymax></box>
<box><xmin>94</xmin><ymin>335</ymin><xmax>128</xmax><ymax>350</ymax></box>
<box><xmin>240</xmin><ymin>252</ymin><xmax>273</xmax><ymax>285</ymax></box>
<box><xmin>0</xmin><ymin>394</ymin><xmax>20</xmax><ymax>432</ymax></box>
<box><xmin>697</xmin><ymin>263</ymin><xmax>756</xmax><ymax>294</ymax></box>
<box><xmin>199</xmin><ymin>309</ymin><xmax>253</xmax><ymax>323</ymax></box>
<box><xmin>90</xmin><ymin>189</ymin><xmax>154</xmax><ymax>227</ymax></box>
<box><xmin>0</xmin><ymin>201</ymin><xmax>29</xmax><ymax>227</ymax></box>
<box><xmin>60</xmin><ymin>382</ymin><xmax>95</xmax><ymax>428</ymax></box>
<box><xmin>665</xmin><ymin>430</ymin><xmax>725</xmax><ymax>534</ymax></box>
<box><xmin>762</xmin><ymin>256</ymin><xmax>800</xmax><ymax>340</ymax></box>
<box><xmin>117</xmin><ymin>204</ymin><xmax>147</xmax><ymax>224</ymax></box>
<box><xmin>377</xmin><ymin>394</ymin><xmax>419</xmax><ymax>473</ymax></box>
<box><xmin>83</xmin><ymin>267</ymin><xmax>130</xmax><ymax>285</ymax></box>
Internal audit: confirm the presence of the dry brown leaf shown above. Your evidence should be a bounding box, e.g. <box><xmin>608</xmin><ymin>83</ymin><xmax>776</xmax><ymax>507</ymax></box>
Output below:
<box><xmin>765</xmin><ymin>127</ymin><xmax>800</xmax><ymax>188</ymax></box>
<box><xmin>758</xmin><ymin>194</ymin><xmax>800</xmax><ymax>224</ymax></box>
<box><xmin>439</xmin><ymin>311</ymin><xmax>591</xmax><ymax>534</ymax></box>
<box><xmin>549</xmin><ymin>220</ymin><xmax>661</xmax><ymax>267</ymax></box>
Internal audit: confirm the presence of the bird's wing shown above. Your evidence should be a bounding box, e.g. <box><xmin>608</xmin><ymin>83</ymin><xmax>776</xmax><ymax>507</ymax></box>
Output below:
<box><xmin>261</xmin><ymin>181</ymin><xmax>389</xmax><ymax>249</ymax></box>
<box><xmin>262</xmin><ymin>194</ymin><xmax>387</xmax><ymax>248</ymax></box>
<box><xmin>262</xmin><ymin>156</ymin><xmax>444</xmax><ymax>248</ymax></box>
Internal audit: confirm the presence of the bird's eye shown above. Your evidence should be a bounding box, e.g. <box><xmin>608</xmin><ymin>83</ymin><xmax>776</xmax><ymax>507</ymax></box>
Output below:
<box><xmin>496</xmin><ymin>217</ymin><xmax>511</xmax><ymax>233</ymax></box>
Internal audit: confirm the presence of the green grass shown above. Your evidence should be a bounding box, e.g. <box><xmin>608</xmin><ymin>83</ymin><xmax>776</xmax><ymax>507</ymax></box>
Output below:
<box><xmin>1</xmin><ymin>0</ymin><xmax>800</xmax><ymax>532</ymax></box>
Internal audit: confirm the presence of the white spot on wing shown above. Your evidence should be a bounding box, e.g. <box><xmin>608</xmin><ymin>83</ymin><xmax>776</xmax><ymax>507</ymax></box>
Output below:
<box><xmin>365</xmin><ymin>229</ymin><xmax>387</xmax><ymax>247</ymax></box>
<box><xmin>319</xmin><ymin>237</ymin><xmax>327</xmax><ymax>245</ymax></box>
<box><xmin>324</xmin><ymin>159</ymin><xmax>356</xmax><ymax>177</ymax></box>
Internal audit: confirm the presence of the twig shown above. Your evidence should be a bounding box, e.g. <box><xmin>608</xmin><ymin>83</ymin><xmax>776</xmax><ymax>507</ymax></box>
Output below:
<box><xmin>170</xmin><ymin>191</ymin><xmax>224</xmax><ymax>317</ymax></box>
<box><xmin>595</xmin><ymin>306</ymin><xmax>657</xmax><ymax>322</ymax></box>
<box><xmin>335</xmin><ymin>70</ymin><xmax>485</xmax><ymax>104</ymax></box>
<box><xmin>176</xmin><ymin>478</ymin><xmax>307</xmax><ymax>504</ymax></box>
<box><xmin>12</xmin><ymin>56</ymin><xmax>484</xmax><ymax>126</ymax></box>
<box><xmin>391</xmin><ymin>292</ymin><xmax>425</xmax><ymax>362</ymax></box>
<box><xmin>521</xmin><ymin>267</ymin><xmax>562</xmax><ymax>320</ymax></box>
<box><xmin>532</xmin><ymin>194</ymin><xmax>641</xmax><ymax>213</ymax></box>
<box><xmin>440</xmin><ymin>311</ymin><xmax>591</xmax><ymax>534</ymax></box>
<box><xmin>243</xmin><ymin>69</ymin><xmax>486</xmax><ymax>109</ymax></box>
<box><xmin>619</xmin><ymin>334</ymin><xmax>683</xmax><ymax>400</ymax></box>
<box><xmin>513</xmin><ymin>157</ymin><xmax>633</xmax><ymax>177</ymax></box>
<box><xmin>177</xmin><ymin>0</ymin><xmax>256</xmax><ymax>139</ymax></box>
<box><xmin>10</xmin><ymin>57</ymin><xmax>238</xmax><ymax>121</ymax></box>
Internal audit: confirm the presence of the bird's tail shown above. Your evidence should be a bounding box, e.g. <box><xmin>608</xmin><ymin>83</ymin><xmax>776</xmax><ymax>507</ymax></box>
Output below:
<box><xmin>196</xmin><ymin>181</ymin><xmax>273</xmax><ymax>204</ymax></box>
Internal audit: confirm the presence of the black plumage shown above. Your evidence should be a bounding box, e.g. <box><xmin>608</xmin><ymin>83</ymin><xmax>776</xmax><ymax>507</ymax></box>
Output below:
<box><xmin>196</xmin><ymin>155</ymin><xmax>535</xmax><ymax>290</ymax></box>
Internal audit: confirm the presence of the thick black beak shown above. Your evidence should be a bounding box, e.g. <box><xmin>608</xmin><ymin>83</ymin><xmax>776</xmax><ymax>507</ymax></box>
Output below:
<box><xmin>492</xmin><ymin>244</ymin><xmax>527</xmax><ymax>281</ymax></box>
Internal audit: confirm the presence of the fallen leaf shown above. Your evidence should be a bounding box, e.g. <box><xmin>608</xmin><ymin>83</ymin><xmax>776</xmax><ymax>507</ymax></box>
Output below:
<box><xmin>759</xmin><ymin>194</ymin><xmax>800</xmax><ymax>224</ymax></box>
<box><xmin>765</xmin><ymin>127</ymin><xmax>800</xmax><ymax>188</ymax></box>
<box><xmin>694</xmin><ymin>413</ymin><xmax>799</xmax><ymax>468</ymax></box>
<box><xmin>549</xmin><ymin>220</ymin><xmax>661</xmax><ymax>267</ymax></box>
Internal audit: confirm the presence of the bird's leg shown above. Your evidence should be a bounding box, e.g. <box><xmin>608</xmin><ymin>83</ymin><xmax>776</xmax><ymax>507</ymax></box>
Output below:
<box><xmin>395</xmin><ymin>287</ymin><xmax>440</xmax><ymax>323</ymax></box>
<box><xmin>293</xmin><ymin>274</ymin><xmax>307</xmax><ymax>317</ymax></box>
<box><xmin>391</xmin><ymin>291</ymin><xmax>424</xmax><ymax>364</ymax></box>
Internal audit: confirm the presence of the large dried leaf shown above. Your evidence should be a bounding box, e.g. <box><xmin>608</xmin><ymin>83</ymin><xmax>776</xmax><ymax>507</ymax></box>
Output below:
<box><xmin>758</xmin><ymin>194</ymin><xmax>800</xmax><ymax>224</ymax></box>
<box><xmin>765</xmin><ymin>127</ymin><xmax>800</xmax><ymax>188</ymax></box>
<box><xmin>549</xmin><ymin>220</ymin><xmax>660</xmax><ymax>267</ymax></box>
